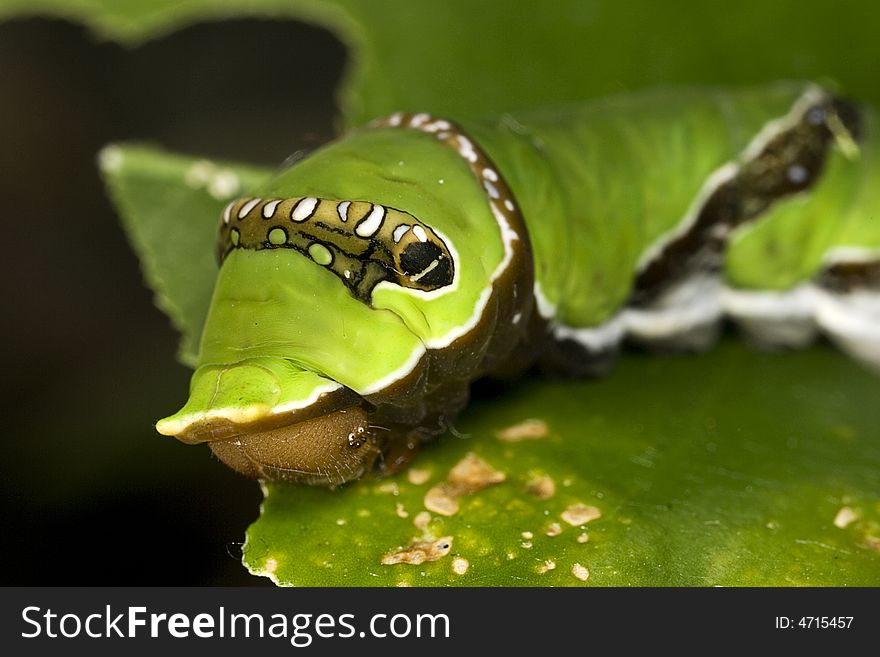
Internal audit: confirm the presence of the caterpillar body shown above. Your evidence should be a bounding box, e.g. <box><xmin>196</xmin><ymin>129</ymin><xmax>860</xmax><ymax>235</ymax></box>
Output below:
<box><xmin>156</xmin><ymin>82</ymin><xmax>880</xmax><ymax>485</ymax></box>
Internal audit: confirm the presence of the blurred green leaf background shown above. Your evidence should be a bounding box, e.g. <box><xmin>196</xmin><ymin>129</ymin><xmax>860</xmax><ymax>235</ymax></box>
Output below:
<box><xmin>1</xmin><ymin>0</ymin><xmax>878</xmax><ymax>585</ymax></box>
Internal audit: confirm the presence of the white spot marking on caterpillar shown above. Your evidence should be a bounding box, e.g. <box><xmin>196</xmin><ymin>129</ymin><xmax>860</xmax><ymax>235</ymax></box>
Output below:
<box><xmin>512</xmin><ymin>312</ymin><xmax>522</xmax><ymax>324</ymax></box>
<box><xmin>343</xmin><ymin>270</ymin><xmax>352</xmax><ymax>279</ymax></box>
<box><xmin>438</xmin><ymin>178</ymin><xmax>445</xmax><ymax>184</ymax></box>
<box><xmin>388</xmin><ymin>112</ymin><xmax>403</xmax><ymax>126</ymax></box>
<box><xmin>292</xmin><ymin>197</ymin><xmax>319</xmax><ymax>222</ymax></box>
<box><xmin>424</xmin><ymin>119</ymin><xmax>453</xmax><ymax>134</ymax></box>
<box><xmin>504</xmin><ymin>199</ymin><xmax>515</xmax><ymax>211</ymax></box>
<box><xmin>393</xmin><ymin>224</ymin><xmax>410</xmax><ymax>243</ymax></box>
<box><xmin>482</xmin><ymin>167</ymin><xmax>498</xmax><ymax>182</ymax></box>
<box><xmin>337</xmin><ymin>200</ymin><xmax>351</xmax><ymax>222</ymax></box>
<box><xmin>98</xmin><ymin>145</ymin><xmax>124</xmax><ymax>173</ymax></box>
<box><xmin>456</xmin><ymin>135</ymin><xmax>479</xmax><ymax>163</ymax></box>
<box><xmin>262</xmin><ymin>199</ymin><xmax>282</xmax><ymax>219</ymax></box>
<box><xmin>412</xmin><ymin>225</ymin><xmax>428</xmax><ymax>242</ymax></box>
<box><xmin>355</xmin><ymin>204</ymin><xmax>386</xmax><ymax>237</ymax></box>
<box><xmin>437</xmin><ymin>131</ymin><xmax>452</xmax><ymax>140</ymax></box>
<box><xmin>787</xmin><ymin>164</ymin><xmax>809</xmax><ymax>184</ymax></box>
<box><xmin>208</xmin><ymin>170</ymin><xmax>240</xmax><ymax>200</ymax></box>
<box><xmin>237</xmin><ymin>198</ymin><xmax>261</xmax><ymax>219</ymax></box>
<box><xmin>222</xmin><ymin>202</ymin><xmax>234</xmax><ymax>225</ymax></box>
<box><xmin>483</xmin><ymin>180</ymin><xmax>500</xmax><ymax>199</ymax></box>
<box><xmin>410</xmin><ymin>113</ymin><xmax>430</xmax><ymax>127</ymax></box>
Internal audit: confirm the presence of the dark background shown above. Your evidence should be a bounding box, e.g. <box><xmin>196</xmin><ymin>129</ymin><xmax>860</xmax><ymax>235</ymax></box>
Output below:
<box><xmin>0</xmin><ymin>17</ymin><xmax>346</xmax><ymax>584</ymax></box>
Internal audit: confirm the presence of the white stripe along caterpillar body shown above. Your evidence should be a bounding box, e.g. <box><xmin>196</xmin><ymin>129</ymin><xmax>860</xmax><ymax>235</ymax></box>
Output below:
<box><xmin>157</xmin><ymin>82</ymin><xmax>880</xmax><ymax>485</ymax></box>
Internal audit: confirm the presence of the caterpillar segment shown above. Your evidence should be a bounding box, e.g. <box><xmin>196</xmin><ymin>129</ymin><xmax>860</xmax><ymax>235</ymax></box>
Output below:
<box><xmin>157</xmin><ymin>82</ymin><xmax>880</xmax><ymax>484</ymax></box>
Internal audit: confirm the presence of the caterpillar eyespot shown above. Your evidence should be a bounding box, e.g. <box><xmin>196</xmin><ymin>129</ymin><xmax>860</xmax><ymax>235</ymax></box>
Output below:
<box><xmin>156</xmin><ymin>82</ymin><xmax>880</xmax><ymax>485</ymax></box>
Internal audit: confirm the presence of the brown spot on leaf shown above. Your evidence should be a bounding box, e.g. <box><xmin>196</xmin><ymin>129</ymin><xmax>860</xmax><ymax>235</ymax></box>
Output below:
<box><xmin>413</xmin><ymin>511</ymin><xmax>432</xmax><ymax>531</ymax></box>
<box><xmin>571</xmin><ymin>563</ymin><xmax>589</xmax><ymax>582</ymax></box>
<box><xmin>452</xmin><ymin>557</ymin><xmax>469</xmax><ymax>575</ymax></box>
<box><xmin>496</xmin><ymin>418</ymin><xmax>549</xmax><ymax>442</ymax></box>
<box><xmin>377</xmin><ymin>481</ymin><xmax>400</xmax><ymax>495</ymax></box>
<box><xmin>395</xmin><ymin>502</ymin><xmax>409</xmax><ymax>518</ymax></box>
<box><xmin>862</xmin><ymin>535</ymin><xmax>880</xmax><ymax>552</ymax></box>
<box><xmin>833</xmin><ymin>506</ymin><xmax>858</xmax><ymax>529</ymax></box>
<box><xmin>545</xmin><ymin>522</ymin><xmax>562</xmax><ymax>537</ymax></box>
<box><xmin>424</xmin><ymin>483</ymin><xmax>460</xmax><ymax>516</ymax></box>
<box><xmin>576</xmin><ymin>532</ymin><xmax>589</xmax><ymax>544</ymax></box>
<box><xmin>381</xmin><ymin>536</ymin><xmax>454</xmax><ymax>565</ymax></box>
<box><xmin>536</xmin><ymin>560</ymin><xmax>556</xmax><ymax>574</ymax></box>
<box><xmin>525</xmin><ymin>474</ymin><xmax>556</xmax><ymax>500</ymax></box>
<box><xmin>407</xmin><ymin>467</ymin><xmax>431</xmax><ymax>485</ymax></box>
<box><xmin>423</xmin><ymin>453</ymin><xmax>505</xmax><ymax>516</ymax></box>
<box><xmin>561</xmin><ymin>503</ymin><xmax>602</xmax><ymax>526</ymax></box>
<box><xmin>448</xmin><ymin>453</ymin><xmax>506</xmax><ymax>490</ymax></box>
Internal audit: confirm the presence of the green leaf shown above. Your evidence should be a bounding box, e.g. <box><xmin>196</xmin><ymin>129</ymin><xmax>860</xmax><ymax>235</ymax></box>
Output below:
<box><xmin>5</xmin><ymin>1</ymin><xmax>880</xmax><ymax>126</ymax></box>
<box><xmin>99</xmin><ymin>144</ymin><xmax>271</xmax><ymax>365</ymax></box>
<box><xmin>245</xmin><ymin>340</ymin><xmax>880</xmax><ymax>586</ymax></box>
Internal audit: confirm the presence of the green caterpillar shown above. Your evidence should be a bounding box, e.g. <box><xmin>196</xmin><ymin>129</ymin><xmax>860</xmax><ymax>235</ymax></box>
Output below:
<box><xmin>156</xmin><ymin>82</ymin><xmax>880</xmax><ymax>485</ymax></box>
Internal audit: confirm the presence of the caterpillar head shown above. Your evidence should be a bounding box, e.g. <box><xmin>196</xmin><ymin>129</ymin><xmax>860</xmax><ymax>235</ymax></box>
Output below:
<box><xmin>156</xmin><ymin>117</ymin><xmax>532</xmax><ymax>486</ymax></box>
<box><xmin>156</xmin><ymin>196</ymin><xmax>460</xmax><ymax>486</ymax></box>
<box><xmin>155</xmin><ymin>356</ymin><xmax>416</xmax><ymax>486</ymax></box>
